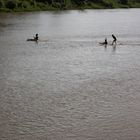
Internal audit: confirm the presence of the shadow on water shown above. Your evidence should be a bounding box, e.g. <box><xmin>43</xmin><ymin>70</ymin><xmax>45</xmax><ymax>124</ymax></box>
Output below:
<box><xmin>104</xmin><ymin>44</ymin><xmax>107</xmax><ymax>51</ymax></box>
<box><xmin>101</xmin><ymin>44</ymin><xmax>117</xmax><ymax>52</ymax></box>
<box><xmin>112</xmin><ymin>44</ymin><xmax>117</xmax><ymax>52</ymax></box>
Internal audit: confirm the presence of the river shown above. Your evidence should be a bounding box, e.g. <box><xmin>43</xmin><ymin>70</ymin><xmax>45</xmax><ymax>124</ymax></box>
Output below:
<box><xmin>0</xmin><ymin>9</ymin><xmax>140</xmax><ymax>140</ymax></box>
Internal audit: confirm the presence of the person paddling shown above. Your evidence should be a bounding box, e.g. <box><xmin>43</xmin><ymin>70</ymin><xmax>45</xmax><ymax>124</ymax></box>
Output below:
<box><xmin>27</xmin><ymin>33</ymin><xmax>39</xmax><ymax>42</ymax></box>
<box><xmin>112</xmin><ymin>34</ymin><xmax>117</xmax><ymax>45</ymax></box>
<box><xmin>104</xmin><ymin>38</ymin><xmax>108</xmax><ymax>45</ymax></box>
<box><xmin>34</xmin><ymin>34</ymin><xmax>39</xmax><ymax>41</ymax></box>
<box><xmin>100</xmin><ymin>38</ymin><xmax>108</xmax><ymax>45</ymax></box>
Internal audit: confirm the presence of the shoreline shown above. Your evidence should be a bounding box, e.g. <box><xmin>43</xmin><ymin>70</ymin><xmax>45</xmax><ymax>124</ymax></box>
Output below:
<box><xmin>0</xmin><ymin>7</ymin><xmax>140</xmax><ymax>13</ymax></box>
<box><xmin>0</xmin><ymin>3</ymin><xmax>140</xmax><ymax>13</ymax></box>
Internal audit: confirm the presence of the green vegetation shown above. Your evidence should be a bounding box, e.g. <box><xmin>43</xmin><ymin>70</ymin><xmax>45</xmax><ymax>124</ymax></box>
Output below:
<box><xmin>0</xmin><ymin>0</ymin><xmax>140</xmax><ymax>12</ymax></box>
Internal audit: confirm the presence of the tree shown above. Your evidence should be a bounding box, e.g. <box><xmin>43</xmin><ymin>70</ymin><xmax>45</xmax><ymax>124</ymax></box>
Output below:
<box><xmin>6</xmin><ymin>0</ymin><xmax>17</xmax><ymax>10</ymax></box>
<box><xmin>119</xmin><ymin>0</ymin><xmax>128</xmax><ymax>4</ymax></box>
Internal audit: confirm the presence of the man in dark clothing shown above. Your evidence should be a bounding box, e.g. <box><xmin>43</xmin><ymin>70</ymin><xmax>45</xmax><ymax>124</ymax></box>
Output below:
<box><xmin>104</xmin><ymin>38</ymin><xmax>108</xmax><ymax>45</ymax></box>
<box><xmin>27</xmin><ymin>34</ymin><xmax>39</xmax><ymax>42</ymax></box>
<box><xmin>34</xmin><ymin>34</ymin><xmax>39</xmax><ymax>41</ymax></box>
<box><xmin>112</xmin><ymin>34</ymin><xmax>117</xmax><ymax>45</ymax></box>
<box><xmin>100</xmin><ymin>38</ymin><xmax>108</xmax><ymax>45</ymax></box>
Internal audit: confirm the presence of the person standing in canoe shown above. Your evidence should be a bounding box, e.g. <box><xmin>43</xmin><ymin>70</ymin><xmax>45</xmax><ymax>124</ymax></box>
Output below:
<box><xmin>112</xmin><ymin>34</ymin><xmax>117</xmax><ymax>45</ymax></box>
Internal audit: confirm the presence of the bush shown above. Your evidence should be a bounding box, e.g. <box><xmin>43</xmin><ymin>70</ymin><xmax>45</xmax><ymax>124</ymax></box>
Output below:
<box><xmin>22</xmin><ymin>1</ymin><xmax>30</xmax><ymax>9</ymax></box>
<box><xmin>119</xmin><ymin>0</ymin><xmax>128</xmax><ymax>5</ymax></box>
<box><xmin>17</xmin><ymin>1</ymin><xmax>23</xmax><ymax>8</ymax></box>
<box><xmin>91</xmin><ymin>3</ymin><xmax>104</xmax><ymax>8</ymax></box>
<box><xmin>52</xmin><ymin>2</ymin><xmax>61</xmax><ymax>8</ymax></box>
<box><xmin>30</xmin><ymin>0</ymin><xmax>36</xmax><ymax>7</ymax></box>
<box><xmin>37</xmin><ymin>2</ymin><xmax>47</xmax><ymax>9</ymax></box>
<box><xmin>6</xmin><ymin>0</ymin><xmax>17</xmax><ymax>10</ymax></box>
<box><xmin>0</xmin><ymin>0</ymin><xmax>4</xmax><ymax>8</ymax></box>
<box><xmin>102</xmin><ymin>0</ymin><xmax>116</xmax><ymax>8</ymax></box>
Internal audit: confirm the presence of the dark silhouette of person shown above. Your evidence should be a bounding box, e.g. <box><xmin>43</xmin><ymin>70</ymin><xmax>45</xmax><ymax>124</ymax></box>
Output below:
<box><xmin>104</xmin><ymin>38</ymin><xmax>108</xmax><ymax>45</ymax></box>
<box><xmin>112</xmin><ymin>34</ymin><xmax>117</xmax><ymax>45</ymax></box>
<box><xmin>100</xmin><ymin>38</ymin><xmax>108</xmax><ymax>45</ymax></box>
<box><xmin>34</xmin><ymin>34</ymin><xmax>39</xmax><ymax>41</ymax></box>
<box><xmin>27</xmin><ymin>34</ymin><xmax>39</xmax><ymax>42</ymax></box>
<box><xmin>104</xmin><ymin>38</ymin><xmax>108</xmax><ymax>50</ymax></box>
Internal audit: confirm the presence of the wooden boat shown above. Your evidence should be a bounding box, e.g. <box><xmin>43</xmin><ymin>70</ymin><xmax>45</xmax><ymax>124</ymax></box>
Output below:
<box><xmin>27</xmin><ymin>38</ymin><xmax>38</xmax><ymax>41</ymax></box>
<box><xmin>99</xmin><ymin>42</ymin><xmax>107</xmax><ymax>45</ymax></box>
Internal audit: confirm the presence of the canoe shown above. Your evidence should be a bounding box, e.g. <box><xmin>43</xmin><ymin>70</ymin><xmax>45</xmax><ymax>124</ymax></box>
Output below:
<box><xmin>27</xmin><ymin>38</ymin><xmax>38</xmax><ymax>41</ymax></box>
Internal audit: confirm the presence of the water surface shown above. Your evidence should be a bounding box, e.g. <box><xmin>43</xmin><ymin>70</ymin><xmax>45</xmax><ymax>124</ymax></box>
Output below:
<box><xmin>0</xmin><ymin>9</ymin><xmax>140</xmax><ymax>140</ymax></box>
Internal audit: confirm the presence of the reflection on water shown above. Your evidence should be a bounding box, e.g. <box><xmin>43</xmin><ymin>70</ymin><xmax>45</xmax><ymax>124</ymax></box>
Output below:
<box><xmin>0</xmin><ymin>9</ymin><xmax>140</xmax><ymax>140</ymax></box>
<box><xmin>112</xmin><ymin>44</ymin><xmax>117</xmax><ymax>52</ymax></box>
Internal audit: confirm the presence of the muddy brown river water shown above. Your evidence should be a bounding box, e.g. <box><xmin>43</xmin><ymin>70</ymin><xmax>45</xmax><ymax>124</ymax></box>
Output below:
<box><xmin>0</xmin><ymin>9</ymin><xmax>140</xmax><ymax>140</ymax></box>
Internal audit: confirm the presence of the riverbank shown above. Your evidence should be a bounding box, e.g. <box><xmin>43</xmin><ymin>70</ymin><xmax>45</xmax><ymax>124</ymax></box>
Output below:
<box><xmin>0</xmin><ymin>0</ymin><xmax>140</xmax><ymax>12</ymax></box>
